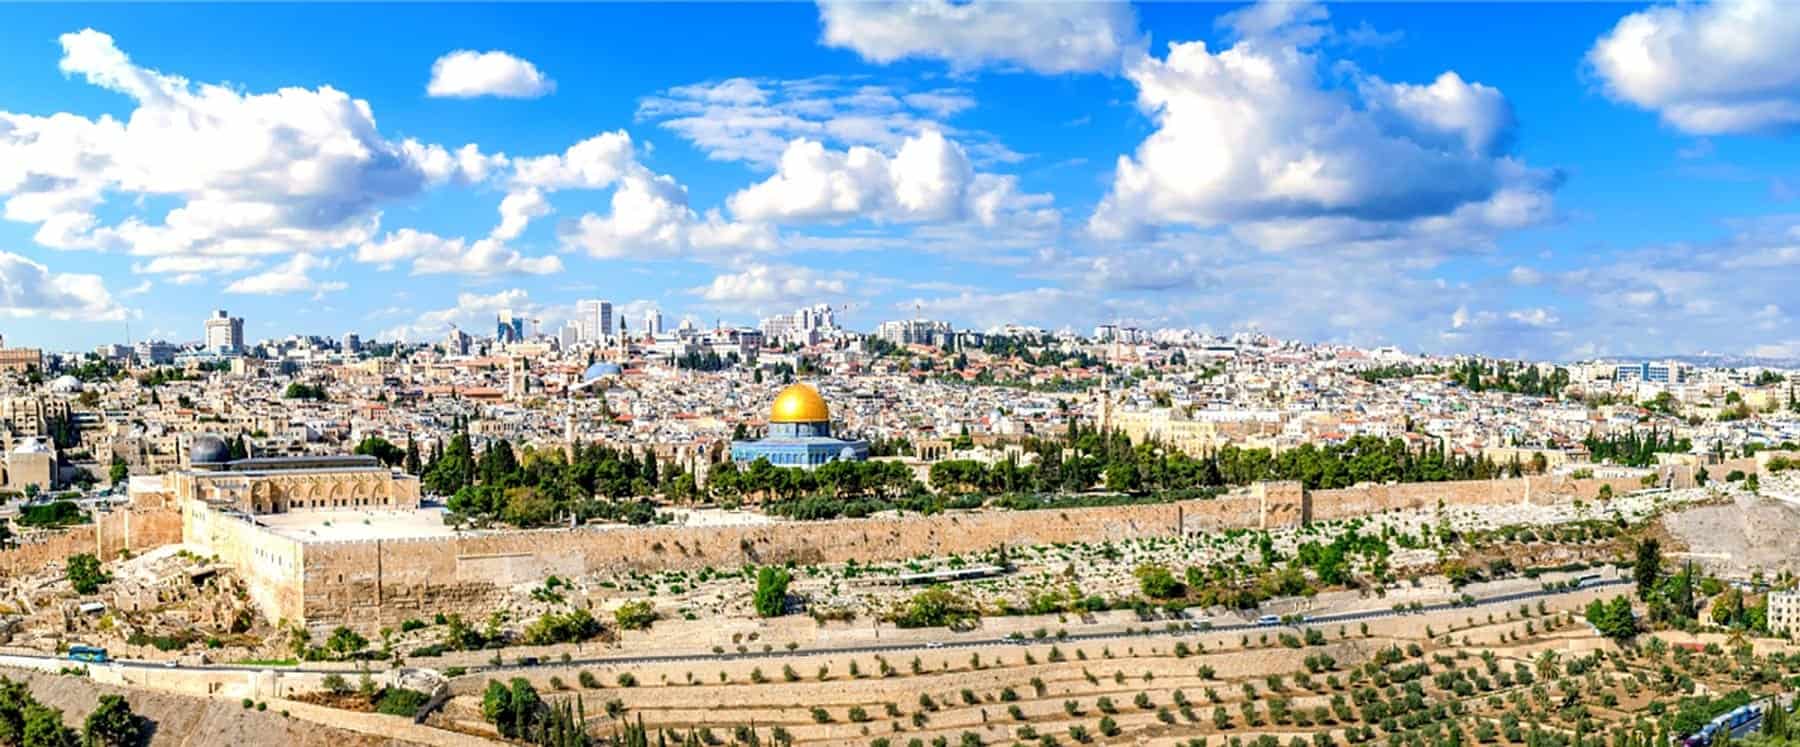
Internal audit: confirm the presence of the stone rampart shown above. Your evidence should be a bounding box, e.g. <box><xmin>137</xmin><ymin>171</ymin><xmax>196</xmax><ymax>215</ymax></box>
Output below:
<box><xmin>1308</xmin><ymin>474</ymin><xmax>1648</xmax><ymax>522</ymax></box>
<box><xmin>0</xmin><ymin>504</ymin><xmax>181</xmax><ymax>577</ymax></box>
<box><xmin>174</xmin><ymin>472</ymin><xmax>1657</xmax><ymax>633</ymax></box>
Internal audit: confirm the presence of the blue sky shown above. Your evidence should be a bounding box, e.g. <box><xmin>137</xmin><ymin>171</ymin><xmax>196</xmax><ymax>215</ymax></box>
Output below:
<box><xmin>2</xmin><ymin>1</ymin><xmax>1797</xmax><ymax>361</ymax></box>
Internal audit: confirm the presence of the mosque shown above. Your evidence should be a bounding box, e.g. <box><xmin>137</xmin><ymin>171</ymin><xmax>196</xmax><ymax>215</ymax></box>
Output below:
<box><xmin>730</xmin><ymin>383</ymin><xmax>868</xmax><ymax>469</ymax></box>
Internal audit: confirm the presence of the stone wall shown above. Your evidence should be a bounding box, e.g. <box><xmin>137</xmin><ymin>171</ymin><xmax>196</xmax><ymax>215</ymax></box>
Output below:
<box><xmin>297</xmin><ymin>474</ymin><xmax>1649</xmax><ymax>633</ymax></box>
<box><xmin>183</xmin><ymin>505</ymin><xmax>306</xmax><ymax>625</ymax></box>
<box><xmin>1308</xmin><ymin>474</ymin><xmax>1649</xmax><ymax>522</ymax></box>
<box><xmin>301</xmin><ymin>497</ymin><xmax>1253</xmax><ymax>632</ymax></box>
<box><xmin>0</xmin><ymin>503</ymin><xmax>181</xmax><ymax>576</ymax></box>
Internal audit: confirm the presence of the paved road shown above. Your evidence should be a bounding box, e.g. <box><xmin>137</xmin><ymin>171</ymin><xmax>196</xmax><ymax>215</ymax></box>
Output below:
<box><xmin>30</xmin><ymin>576</ymin><xmax>1628</xmax><ymax>677</ymax></box>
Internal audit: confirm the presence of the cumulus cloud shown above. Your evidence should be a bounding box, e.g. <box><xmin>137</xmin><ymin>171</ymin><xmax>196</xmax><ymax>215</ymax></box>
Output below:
<box><xmin>690</xmin><ymin>264</ymin><xmax>854</xmax><ymax>314</ymax></box>
<box><xmin>1587</xmin><ymin>0</ymin><xmax>1800</xmax><ymax>134</ymax></box>
<box><xmin>355</xmin><ymin>228</ymin><xmax>562</xmax><ymax>276</ymax></box>
<box><xmin>561</xmin><ymin>171</ymin><xmax>777</xmax><ymax>259</ymax></box>
<box><xmin>1087</xmin><ymin>2</ymin><xmax>1554</xmax><ymax>253</ymax></box>
<box><xmin>637</xmin><ymin>77</ymin><xmax>1009</xmax><ymax>168</ymax></box>
<box><xmin>817</xmin><ymin>0</ymin><xmax>1141</xmax><ymax>74</ymax></box>
<box><xmin>223</xmin><ymin>253</ymin><xmax>348</xmax><ymax>296</ymax></box>
<box><xmin>727</xmin><ymin>129</ymin><xmax>1055</xmax><ymax>228</ymax></box>
<box><xmin>0</xmin><ymin>251</ymin><xmax>127</xmax><ymax>320</ymax></box>
<box><xmin>0</xmin><ymin>29</ymin><xmax>498</xmax><ymax>269</ymax></box>
<box><xmin>492</xmin><ymin>188</ymin><xmax>550</xmax><ymax>241</ymax></box>
<box><xmin>510</xmin><ymin>131</ymin><xmax>637</xmax><ymax>190</ymax></box>
<box><xmin>383</xmin><ymin>288</ymin><xmax>541</xmax><ymax>342</ymax></box>
<box><xmin>426</xmin><ymin>50</ymin><xmax>555</xmax><ymax>99</ymax></box>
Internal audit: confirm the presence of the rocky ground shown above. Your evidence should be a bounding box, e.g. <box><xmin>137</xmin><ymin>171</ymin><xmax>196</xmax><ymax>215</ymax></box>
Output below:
<box><xmin>2</xmin><ymin>669</ymin><xmax>419</xmax><ymax>746</ymax></box>
<box><xmin>1661</xmin><ymin>475</ymin><xmax>1800</xmax><ymax>576</ymax></box>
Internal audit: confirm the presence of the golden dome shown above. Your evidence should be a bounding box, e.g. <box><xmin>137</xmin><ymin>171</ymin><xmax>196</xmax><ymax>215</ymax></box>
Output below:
<box><xmin>770</xmin><ymin>383</ymin><xmax>830</xmax><ymax>423</ymax></box>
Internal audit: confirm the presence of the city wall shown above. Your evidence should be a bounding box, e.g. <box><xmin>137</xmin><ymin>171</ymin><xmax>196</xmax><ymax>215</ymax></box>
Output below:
<box><xmin>0</xmin><ymin>503</ymin><xmax>181</xmax><ymax>576</ymax></box>
<box><xmin>298</xmin><ymin>473</ymin><xmax>1640</xmax><ymax>632</ymax></box>
<box><xmin>1308</xmin><ymin>474</ymin><xmax>1649</xmax><ymax>522</ymax></box>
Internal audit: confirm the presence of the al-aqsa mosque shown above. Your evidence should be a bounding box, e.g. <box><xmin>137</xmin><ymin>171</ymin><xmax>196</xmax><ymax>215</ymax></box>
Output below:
<box><xmin>729</xmin><ymin>383</ymin><xmax>869</xmax><ymax>469</ymax></box>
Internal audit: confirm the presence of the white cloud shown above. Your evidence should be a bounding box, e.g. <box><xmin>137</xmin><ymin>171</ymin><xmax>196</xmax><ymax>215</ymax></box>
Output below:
<box><xmin>509</xmin><ymin>131</ymin><xmax>636</xmax><ymax>190</ymax></box>
<box><xmin>492</xmin><ymin>188</ymin><xmax>550</xmax><ymax>241</ymax></box>
<box><xmin>224</xmin><ymin>253</ymin><xmax>348</xmax><ymax>296</ymax></box>
<box><xmin>817</xmin><ymin>0</ymin><xmax>1141</xmax><ymax>74</ymax></box>
<box><xmin>561</xmin><ymin>171</ymin><xmax>776</xmax><ymax>259</ymax></box>
<box><xmin>0</xmin><ymin>251</ymin><xmax>127</xmax><ymax>320</ymax></box>
<box><xmin>1587</xmin><ymin>0</ymin><xmax>1800</xmax><ymax>134</ymax></box>
<box><xmin>637</xmin><ymin>77</ymin><xmax>1008</xmax><ymax>168</ymax></box>
<box><xmin>355</xmin><ymin>228</ymin><xmax>562</xmax><ymax>276</ymax></box>
<box><xmin>1505</xmin><ymin>307</ymin><xmax>1559</xmax><ymax>328</ymax></box>
<box><xmin>1088</xmin><ymin>2</ymin><xmax>1553</xmax><ymax>252</ymax></box>
<box><xmin>130</xmin><ymin>255</ymin><xmax>259</xmax><ymax>277</ymax></box>
<box><xmin>1</xmin><ymin>29</ymin><xmax>495</xmax><ymax>264</ymax></box>
<box><xmin>426</xmin><ymin>50</ymin><xmax>555</xmax><ymax>99</ymax></box>
<box><xmin>691</xmin><ymin>264</ymin><xmax>853</xmax><ymax>313</ymax></box>
<box><xmin>384</xmin><ymin>288</ymin><xmax>539</xmax><ymax>342</ymax></box>
<box><xmin>906</xmin><ymin>287</ymin><xmax>1085</xmax><ymax>330</ymax></box>
<box><xmin>727</xmin><ymin>129</ymin><xmax>1055</xmax><ymax>228</ymax></box>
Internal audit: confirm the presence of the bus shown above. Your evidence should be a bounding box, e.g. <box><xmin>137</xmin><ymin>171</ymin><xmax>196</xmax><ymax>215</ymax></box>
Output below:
<box><xmin>67</xmin><ymin>645</ymin><xmax>108</xmax><ymax>664</ymax></box>
<box><xmin>1573</xmin><ymin>573</ymin><xmax>1603</xmax><ymax>588</ymax></box>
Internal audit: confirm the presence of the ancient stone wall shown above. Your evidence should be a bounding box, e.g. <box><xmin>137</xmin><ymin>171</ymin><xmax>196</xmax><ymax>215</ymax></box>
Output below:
<box><xmin>297</xmin><ymin>474</ymin><xmax>1648</xmax><ymax>633</ymax></box>
<box><xmin>0</xmin><ymin>526</ymin><xmax>96</xmax><ymax>576</ymax></box>
<box><xmin>1308</xmin><ymin>474</ymin><xmax>1648</xmax><ymax>522</ymax></box>
<box><xmin>0</xmin><ymin>504</ymin><xmax>181</xmax><ymax>576</ymax></box>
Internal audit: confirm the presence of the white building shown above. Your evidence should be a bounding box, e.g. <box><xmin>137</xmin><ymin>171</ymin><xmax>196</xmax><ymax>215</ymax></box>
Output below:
<box><xmin>203</xmin><ymin>310</ymin><xmax>244</xmax><ymax>353</ymax></box>
<box><xmin>576</xmin><ymin>299</ymin><xmax>613</xmax><ymax>344</ymax></box>
<box><xmin>877</xmin><ymin>318</ymin><xmax>951</xmax><ymax>347</ymax></box>
<box><xmin>1770</xmin><ymin>591</ymin><xmax>1800</xmax><ymax>636</ymax></box>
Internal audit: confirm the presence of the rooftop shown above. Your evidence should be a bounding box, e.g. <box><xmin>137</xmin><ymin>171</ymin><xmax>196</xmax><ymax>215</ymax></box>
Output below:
<box><xmin>252</xmin><ymin>507</ymin><xmax>459</xmax><ymax>543</ymax></box>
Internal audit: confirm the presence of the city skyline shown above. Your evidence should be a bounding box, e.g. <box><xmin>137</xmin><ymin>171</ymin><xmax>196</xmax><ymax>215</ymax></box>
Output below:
<box><xmin>2</xmin><ymin>2</ymin><xmax>1799</xmax><ymax>360</ymax></box>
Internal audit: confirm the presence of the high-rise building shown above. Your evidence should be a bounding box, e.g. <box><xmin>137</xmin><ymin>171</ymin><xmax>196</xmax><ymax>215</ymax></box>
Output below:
<box><xmin>576</xmin><ymin>299</ymin><xmax>613</xmax><ymax>343</ymax></box>
<box><xmin>444</xmin><ymin>328</ymin><xmax>472</xmax><ymax>356</ymax></box>
<box><xmin>643</xmin><ymin>309</ymin><xmax>664</xmax><ymax>336</ymax></box>
<box><xmin>204</xmin><ymin>310</ymin><xmax>244</xmax><ymax>353</ymax></box>
<box><xmin>496</xmin><ymin>310</ymin><xmax>527</xmax><ymax>344</ymax></box>
<box><xmin>342</xmin><ymin>333</ymin><xmax>361</xmax><ymax>354</ymax></box>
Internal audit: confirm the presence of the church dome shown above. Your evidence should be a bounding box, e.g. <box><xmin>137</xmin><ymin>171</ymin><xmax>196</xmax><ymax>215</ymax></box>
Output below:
<box><xmin>190</xmin><ymin>434</ymin><xmax>230</xmax><ymax>465</ymax></box>
<box><xmin>769</xmin><ymin>383</ymin><xmax>829</xmax><ymax>424</ymax></box>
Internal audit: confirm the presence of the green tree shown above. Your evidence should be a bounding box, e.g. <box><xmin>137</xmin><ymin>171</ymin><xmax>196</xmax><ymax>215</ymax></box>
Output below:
<box><xmin>22</xmin><ymin>703</ymin><xmax>77</xmax><ymax>747</ymax></box>
<box><xmin>1634</xmin><ymin>538</ymin><xmax>1662</xmax><ymax>600</ymax></box>
<box><xmin>1584</xmin><ymin>595</ymin><xmax>1639</xmax><ymax>641</ymax></box>
<box><xmin>403</xmin><ymin>437</ymin><xmax>422</xmax><ymax>476</ymax></box>
<box><xmin>480</xmin><ymin>680</ymin><xmax>515</xmax><ymax>738</ymax></box>
<box><xmin>107</xmin><ymin>458</ymin><xmax>128</xmax><ymax>486</ymax></box>
<box><xmin>754</xmin><ymin>566</ymin><xmax>792</xmax><ymax>618</ymax></box>
<box><xmin>324</xmin><ymin>626</ymin><xmax>368</xmax><ymax>660</ymax></box>
<box><xmin>81</xmin><ymin>695</ymin><xmax>145</xmax><ymax>747</ymax></box>
<box><xmin>65</xmin><ymin>554</ymin><xmax>107</xmax><ymax>595</ymax></box>
<box><xmin>353</xmin><ymin>436</ymin><xmax>406</xmax><ymax>468</ymax></box>
<box><xmin>614</xmin><ymin>600</ymin><xmax>657</xmax><ymax>631</ymax></box>
<box><xmin>1135</xmin><ymin>564</ymin><xmax>1185</xmax><ymax>600</ymax></box>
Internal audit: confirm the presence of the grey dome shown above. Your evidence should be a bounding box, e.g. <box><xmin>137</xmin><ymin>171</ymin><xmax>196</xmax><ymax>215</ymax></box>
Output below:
<box><xmin>190</xmin><ymin>434</ymin><xmax>230</xmax><ymax>465</ymax></box>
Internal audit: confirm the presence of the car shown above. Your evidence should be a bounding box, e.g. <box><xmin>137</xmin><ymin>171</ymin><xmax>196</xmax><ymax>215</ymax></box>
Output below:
<box><xmin>518</xmin><ymin>656</ymin><xmax>540</xmax><ymax>666</ymax></box>
<box><xmin>925</xmin><ymin>641</ymin><xmax>944</xmax><ymax>649</ymax></box>
<box><xmin>1255</xmin><ymin>615</ymin><xmax>1281</xmax><ymax>626</ymax></box>
<box><xmin>163</xmin><ymin>660</ymin><xmax>178</xmax><ymax>668</ymax></box>
<box><xmin>1188</xmin><ymin>619</ymin><xmax>1213</xmax><ymax>631</ymax></box>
